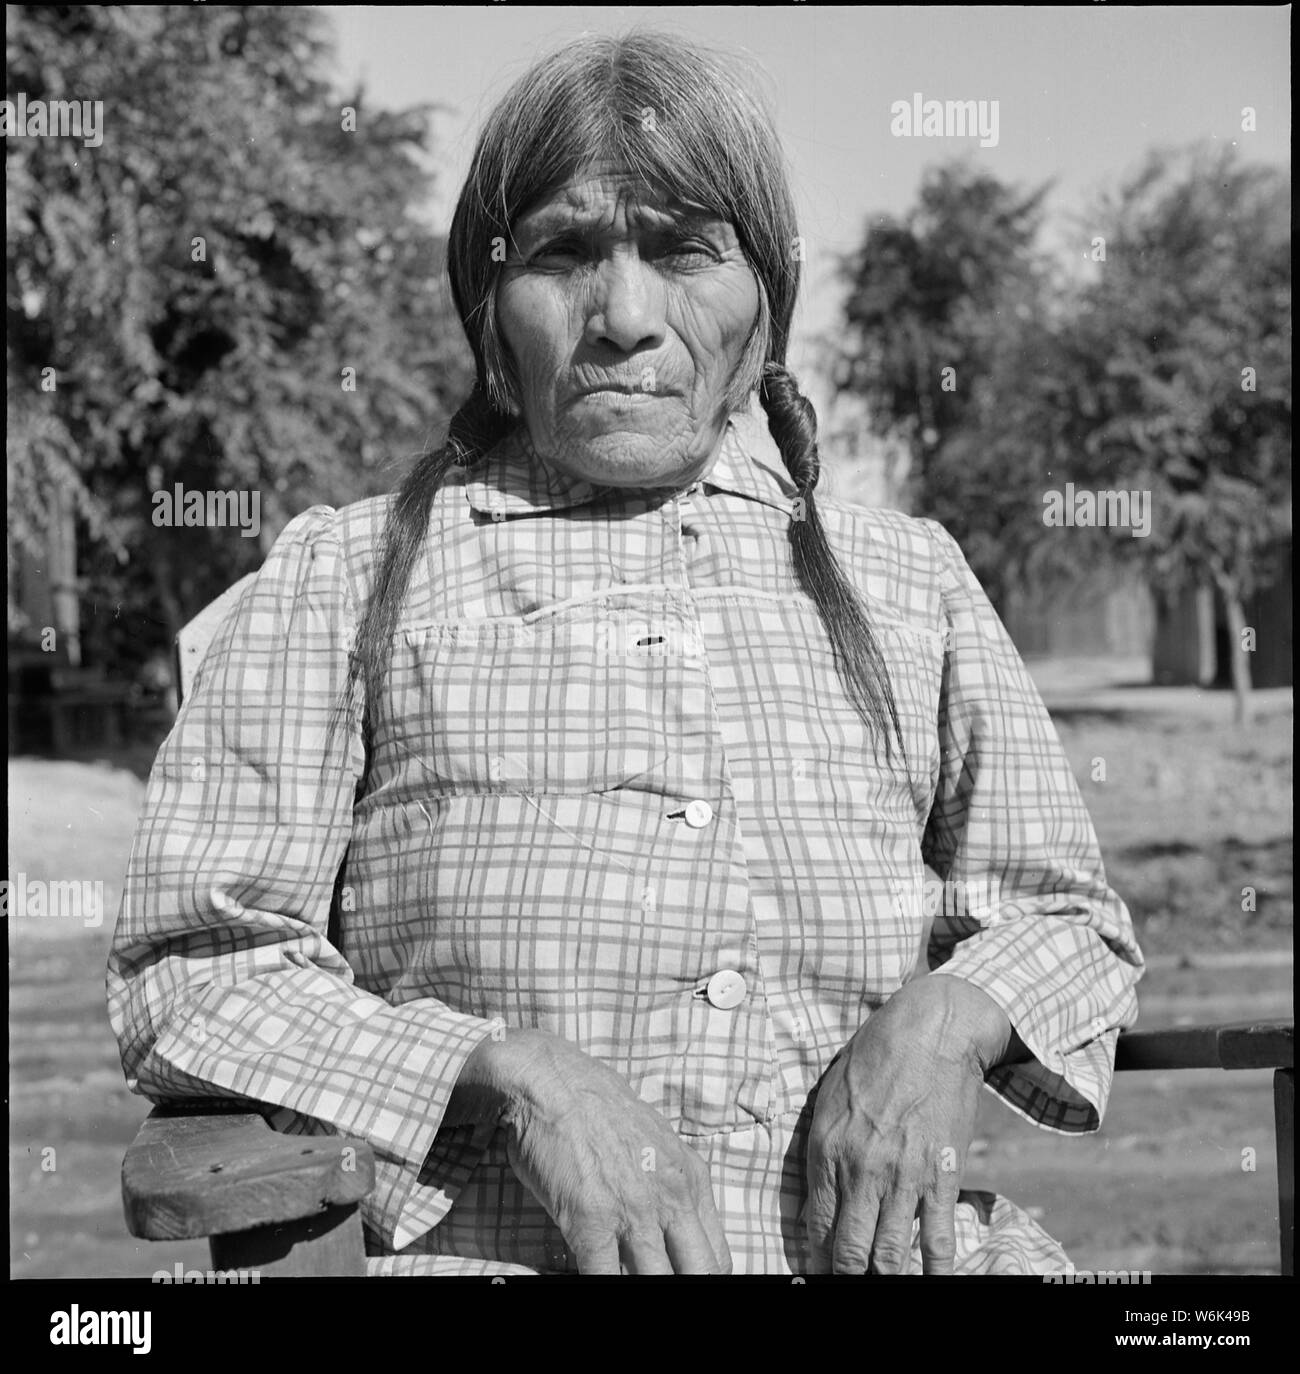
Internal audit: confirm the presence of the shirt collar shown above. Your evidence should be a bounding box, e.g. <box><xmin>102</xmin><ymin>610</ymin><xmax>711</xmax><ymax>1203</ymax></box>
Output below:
<box><xmin>462</xmin><ymin>392</ymin><xmax>799</xmax><ymax>517</ymax></box>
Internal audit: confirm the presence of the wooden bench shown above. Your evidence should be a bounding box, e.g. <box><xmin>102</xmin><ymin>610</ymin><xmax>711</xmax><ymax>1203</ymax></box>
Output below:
<box><xmin>119</xmin><ymin>584</ymin><xmax>1295</xmax><ymax>1275</ymax></box>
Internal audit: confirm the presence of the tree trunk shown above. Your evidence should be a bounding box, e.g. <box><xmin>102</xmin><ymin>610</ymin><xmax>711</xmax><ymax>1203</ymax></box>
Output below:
<box><xmin>49</xmin><ymin>485</ymin><xmax>81</xmax><ymax>666</ymax></box>
<box><xmin>1220</xmin><ymin>583</ymin><xmax>1253</xmax><ymax>726</ymax></box>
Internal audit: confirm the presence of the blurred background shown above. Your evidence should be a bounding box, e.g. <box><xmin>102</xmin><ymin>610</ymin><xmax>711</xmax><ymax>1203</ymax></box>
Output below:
<box><xmin>7</xmin><ymin>5</ymin><xmax>1292</xmax><ymax>1276</ymax></box>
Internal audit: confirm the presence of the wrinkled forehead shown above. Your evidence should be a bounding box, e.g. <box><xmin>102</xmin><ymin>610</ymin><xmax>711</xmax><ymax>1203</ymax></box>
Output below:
<box><xmin>511</xmin><ymin>161</ymin><xmax>725</xmax><ymax>238</ymax></box>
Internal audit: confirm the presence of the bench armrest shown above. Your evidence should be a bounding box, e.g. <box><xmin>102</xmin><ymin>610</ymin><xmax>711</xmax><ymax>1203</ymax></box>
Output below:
<box><xmin>122</xmin><ymin>1100</ymin><xmax>375</xmax><ymax>1241</ymax></box>
<box><xmin>1115</xmin><ymin>1020</ymin><xmax>1293</xmax><ymax>1072</ymax></box>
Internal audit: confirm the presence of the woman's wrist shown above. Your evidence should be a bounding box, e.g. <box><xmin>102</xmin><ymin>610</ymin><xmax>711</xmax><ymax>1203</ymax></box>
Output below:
<box><xmin>887</xmin><ymin>974</ymin><xmax>1024</xmax><ymax>1074</ymax></box>
<box><xmin>444</xmin><ymin>1025</ymin><xmax>556</xmax><ymax>1128</ymax></box>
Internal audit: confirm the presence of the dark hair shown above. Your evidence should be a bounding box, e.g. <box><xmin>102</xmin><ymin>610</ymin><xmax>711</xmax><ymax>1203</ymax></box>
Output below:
<box><xmin>342</xmin><ymin>31</ymin><xmax>904</xmax><ymax>766</ymax></box>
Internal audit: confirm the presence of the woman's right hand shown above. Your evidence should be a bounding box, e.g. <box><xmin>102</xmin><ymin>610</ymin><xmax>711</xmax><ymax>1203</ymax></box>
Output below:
<box><xmin>449</xmin><ymin>1027</ymin><xmax>731</xmax><ymax>1275</ymax></box>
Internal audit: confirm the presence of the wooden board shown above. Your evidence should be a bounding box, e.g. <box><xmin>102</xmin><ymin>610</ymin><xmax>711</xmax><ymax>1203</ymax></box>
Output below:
<box><xmin>122</xmin><ymin>1103</ymin><xmax>375</xmax><ymax>1241</ymax></box>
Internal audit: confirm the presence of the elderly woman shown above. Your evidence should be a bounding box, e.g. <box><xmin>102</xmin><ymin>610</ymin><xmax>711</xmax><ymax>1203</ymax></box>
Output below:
<box><xmin>108</xmin><ymin>31</ymin><xmax>1143</xmax><ymax>1276</ymax></box>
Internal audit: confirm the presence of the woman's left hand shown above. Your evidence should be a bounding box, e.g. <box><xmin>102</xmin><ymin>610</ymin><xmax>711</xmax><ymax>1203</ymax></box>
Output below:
<box><xmin>805</xmin><ymin>975</ymin><xmax>1020</xmax><ymax>1275</ymax></box>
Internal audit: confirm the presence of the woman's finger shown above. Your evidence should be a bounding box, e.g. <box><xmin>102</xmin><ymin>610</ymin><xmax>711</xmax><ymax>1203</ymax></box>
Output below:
<box><xmin>804</xmin><ymin>1137</ymin><xmax>841</xmax><ymax>1274</ymax></box>
<box><xmin>918</xmin><ymin>1187</ymin><xmax>958</xmax><ymax>1275</ymax></box>
<box><xmin>830</xmin><ymin>1164</ymin><xmax>882</xmax><ymax>1275</ymax></box>
<box><xmin>619</xmin><ymin>1223</ymin><xmax>676</xmax><ymax>1275</ymax></box>
<box><xmin>693</xmin><ymin>1186</ymin><xmax>734</xmax><ymax>1274</ymax></box>
<box><xmin>664</xmin><ymin>1211</ymin><xmax>729</xmax><ymax>1274</ymax></box>
<box><xmin>567</xmin><ymin>1223</ymin><xmax>622</xmax><ymax>1275</ymax></box>
<box><xmin>868</xmin><ymin>1185</ymin><xmax>920</xmax><ymax>1274</ymax></box>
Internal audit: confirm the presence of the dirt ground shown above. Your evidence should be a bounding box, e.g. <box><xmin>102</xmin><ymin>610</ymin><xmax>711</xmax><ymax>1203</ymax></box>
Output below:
<box><xmin>8</xmin><ymin>669</ymin><xmax>1293</xmax><ymax>1277</ymax></box>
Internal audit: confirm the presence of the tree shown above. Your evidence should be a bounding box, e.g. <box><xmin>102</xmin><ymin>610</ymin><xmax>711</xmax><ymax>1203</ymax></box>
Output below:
<box><xmin>1073</xmin><ymin>145</ymin><xmax>1291</xmax><ymax>721</ymax></box>
<box><xmin>830</xmin><ymin>162</ymin><xmax>1062</xmax><ymax>606</ymax></box>
<box><xmin>829</xmin><ymin>147</ymin><xmax>1291</xmax><ymax>715</ymax></box>
<box><xmin>7</xmin><ymin>4</ymin><xmax>474</xmax><ymax>677</ymax></box>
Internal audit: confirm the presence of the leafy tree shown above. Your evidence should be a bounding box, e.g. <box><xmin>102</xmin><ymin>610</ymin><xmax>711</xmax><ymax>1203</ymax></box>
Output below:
<box><xmin>831</xmin><ymin>163</ymin><xmax>1058</xmax><ymax>605</ymax></box>
<box><xmin>1071</xmin><ymin>144</ymin><xmax>1291</xmax><ymax>721</ymax></box>
<box><xmin>7</xmin><ymin>4</ymin><xmax>473</xmax><ymax>677</ymax></box>
<box><xmin>831</xmin><ymin>149</ymin><xmax>1291</xmax><ymax>723</ymax></box>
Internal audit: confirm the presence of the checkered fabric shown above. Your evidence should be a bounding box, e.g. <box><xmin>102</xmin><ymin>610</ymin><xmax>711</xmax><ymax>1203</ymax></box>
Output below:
<box><xmin>108</xmin><ymin>394</ymin><xmax>1143</xmax><ymax>1275</ymax></box>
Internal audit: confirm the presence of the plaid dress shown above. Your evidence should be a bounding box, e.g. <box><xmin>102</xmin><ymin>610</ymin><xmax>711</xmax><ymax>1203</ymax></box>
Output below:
<box><xmin>108</xmin><ymin>396</ymin><xmax>1144</xmax><ymax>1275</ymax></box>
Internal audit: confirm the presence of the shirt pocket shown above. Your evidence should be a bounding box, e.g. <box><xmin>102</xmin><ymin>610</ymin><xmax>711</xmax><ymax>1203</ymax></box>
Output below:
<box><xmin>387</xmin><ymin>604</ymin><xmax>687</xmax><ymax>798</ymax></box>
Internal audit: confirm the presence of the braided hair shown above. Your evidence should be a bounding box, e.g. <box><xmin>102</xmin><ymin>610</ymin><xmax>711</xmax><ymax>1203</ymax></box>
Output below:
<box><xmin>338</xmin><ymin>31</ymin><xmax>905</xmax><ymax>767</ymax></box>
<box><xmin>758</xmin><ymin>362</ymin><xmax>905</xmax><ymax>764</ymax></box>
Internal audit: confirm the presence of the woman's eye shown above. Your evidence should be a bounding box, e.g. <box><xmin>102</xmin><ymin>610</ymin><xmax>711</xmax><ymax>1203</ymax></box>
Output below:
<box><xmin>528</xmin><ymin>238</ymin><xmax>587</xmax><ymax>266</ymax></box>
<box><xmin>661</xmin><ymin>237</ymin><xmax>716</xmax><ymax>262</ymax></box>
<box><xmin>525</xmin><ymin>235</ymin><xmax>718</xmax><ymax>267</ymax></box>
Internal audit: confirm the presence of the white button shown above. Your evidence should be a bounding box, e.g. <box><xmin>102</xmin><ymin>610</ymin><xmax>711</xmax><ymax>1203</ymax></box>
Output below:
<box><xmin>705</xmin><ymin>970</ymin><xmax>747</xmax><ymax>1010</ymax></box>
<box><xmin>683</xmin><ymin>799</ymin><xmax>714</xmax><ymax>828</ymax></box>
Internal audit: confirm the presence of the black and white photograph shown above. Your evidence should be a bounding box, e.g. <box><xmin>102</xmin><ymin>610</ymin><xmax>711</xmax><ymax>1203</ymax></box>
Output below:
<box><xmin>6</xmin><ymin>0</ymin><xmax>1292</xmax><ymax>1340</ymax></box>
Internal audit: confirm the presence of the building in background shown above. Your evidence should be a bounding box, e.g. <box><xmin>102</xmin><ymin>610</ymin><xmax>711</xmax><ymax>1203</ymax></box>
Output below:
<box><xmin>1151</xmin><ymin>554</ymin><xmax>1292</xmax><ymax>690</ymax></box>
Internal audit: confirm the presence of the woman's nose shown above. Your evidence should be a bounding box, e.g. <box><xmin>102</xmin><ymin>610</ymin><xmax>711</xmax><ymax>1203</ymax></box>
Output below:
<box><xmin>584</xmin><ymin>256</ymin><xmax>666</xmax><ymax>354</ymax></box>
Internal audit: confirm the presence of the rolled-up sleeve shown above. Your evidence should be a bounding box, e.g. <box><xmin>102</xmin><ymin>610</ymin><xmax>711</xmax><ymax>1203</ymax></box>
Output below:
<box><xmin>917</xmin><ymin>518</ymin><xmax>1144</xmax><ymax>1134</ymax></box>
<box><xmin>106</xmin><ymin>506</ymin><xmax>501</xmax><ymax>1249</ymax></box>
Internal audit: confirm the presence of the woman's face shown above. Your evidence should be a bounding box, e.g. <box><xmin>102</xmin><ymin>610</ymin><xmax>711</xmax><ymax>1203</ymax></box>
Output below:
<box><xmin>496</xmin><ymin>166</ymin><xmax>761</xmax><ymax>490</ymax></box>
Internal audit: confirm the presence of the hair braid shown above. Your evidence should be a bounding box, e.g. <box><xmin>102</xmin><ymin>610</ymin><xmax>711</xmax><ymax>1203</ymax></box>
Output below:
<box><xmin>759</xmin><ymin>363</ymin><xmax>906</xmax><ymax>767</ymax></box>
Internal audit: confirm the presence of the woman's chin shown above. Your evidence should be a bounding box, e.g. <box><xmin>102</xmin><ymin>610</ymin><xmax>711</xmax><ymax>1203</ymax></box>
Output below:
<box><xmin>544</xmin><ymin>431</ymin><xmax>701</xmax><ymax>490</ymax></box>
